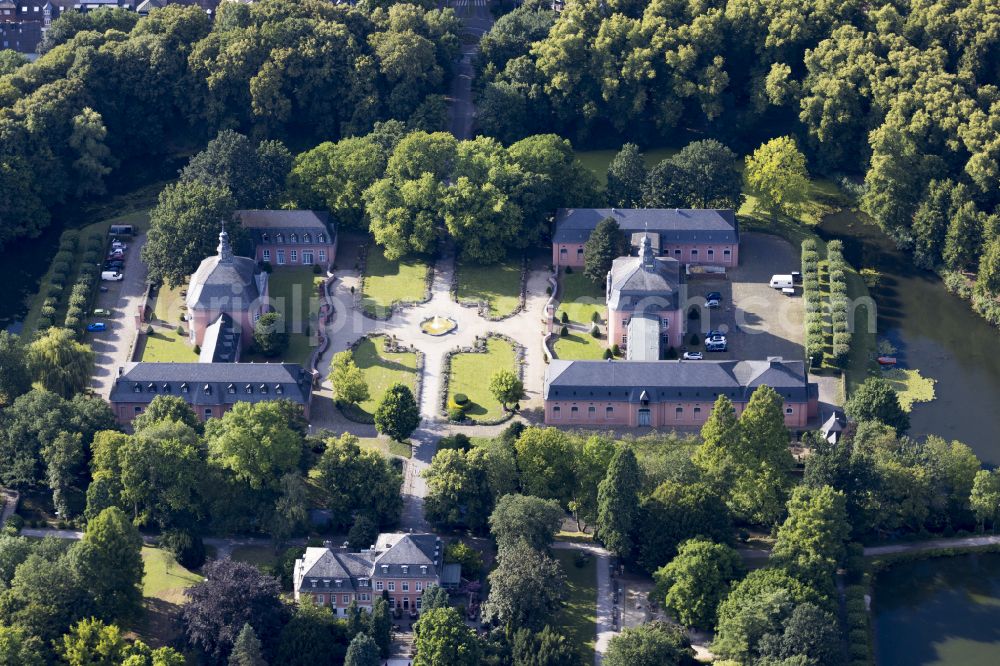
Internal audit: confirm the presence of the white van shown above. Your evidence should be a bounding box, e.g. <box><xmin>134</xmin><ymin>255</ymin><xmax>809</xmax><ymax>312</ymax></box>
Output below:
<box><xmin>101</xmin><ymin>271</ymin><xmax>124</xmax><ymax>281</ymax></box>
<box><xmin>769</xmin><ymin>274</ymin><xmax>794</xmax><ymax>289</ymax></box>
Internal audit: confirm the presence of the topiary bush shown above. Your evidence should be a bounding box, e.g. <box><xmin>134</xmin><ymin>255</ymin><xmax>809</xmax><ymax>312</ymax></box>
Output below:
<box><xmin>611</xmin><ymin>343</ymin><xmax>620</xmax><ymax>356</ymax></box>
<box><xmin>560</xmin><ymin>311</ymin><xmax>569</xmax><ymax>324</ymax></box>
<box><xmin>689</xmin><ymin>333</ymin><xmax>700</xmax><ymax>346</ymax></box>
<box><xmin>565</xmin><ymin>265</ymin><xmax>573</xmax><ymax>274</ymax></box>
<box><xmin>560</xmin><ymin>325</ymin><xmax>568</xmax><ymax>336</ymax></box>
<box><xmin>603</xmin><ymin>348</ymin><xmax>613</xmax><ymax>359</ymax></box>
<box><xmin>590</xmin><ymin>325</ymin><xmax>600</xmax><ymax>338</ymax></box>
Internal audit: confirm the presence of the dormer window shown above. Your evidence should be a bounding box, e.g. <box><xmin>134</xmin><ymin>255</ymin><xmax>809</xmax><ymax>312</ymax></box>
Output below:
<box><xmin>275</xmin><ymin>385</ymin><xmax>283</xmax><ymax>395</ymax></box>
<box><xmin>181</xmin><ymin>383</ymin><xmax>189</xmax><ymax>393</ymax></box>
<box><xmin>420</xmin><ymin>566</ymin><xmax>427</xmax><ymax>575</ymax></box>
<box><xmin>203</xmin><ymin>384</ymin><xmax>212</xmax><ymax>394</ymax></box>
<box><xmin>245</xmin><ymin>384</ymin><xmax>252</xmax><ymax>394</ymax></box>
<box><xmin>262</xmin><ymin>232</ymin><xmax>269</xmax><ymax>242</ymax></box>
<box><xmin>381</xmin><ymin>565</ymin><xmax>388</xmax><ymax>574</ymax></box>
<box><xmin>311</xmin><ymin>580</ymin><xmax>316</xmax><ymax>588</ymax></box>
<box><xmin>162</xmin><ymin>383</ymin><xmax>171</xmax><ymax>392</ymax></box>
<box><xmin>133</xmin><ymin>384</ymin><xmax>141</xmax><ymax>393</ymax></box>
<box><xmin>259</xmin><ymin>384</ymin><xmax>267</xmax><ymax>393</ymax></box>
<box><xmin>276</xmin><ymin>233</ymin><xmax>283</xmax><ymax>243</ymax></box>
<box><xmin>402</xmin><ymin>566</ymin><xmax>408</xmax><ymax>574</ymax></box>
<box><xmin>227</xmin><ymin>384</ymin><xmax>235</xmax><ymax>394</ymax></box>
<box><xmin>304</xmin><ymin>233</ymin><xmax>312</xmax><ymax>243</ymax></box>
<box><xmin>147</xmin><ymin>383</ymin><xmax>156</xmax><ymax>393</ymax></box>
<box><xmin>323</xmin><ymin>579</ymin><xmax>330</xmax><ymax>587</ymax></box>
<box><xmin>336</xmin><ymin>579</ymin><xmax>342</xmax><ymax>587</ymax></box>
<box><xmin>318</xmin><ymin>233</ymin><xmax>325</xmax><ymax>243</ymax></box>
<box><xmin>290</xmin><ymin>233</ymin><xmax>297</xmax><ymax>243</ymax></box>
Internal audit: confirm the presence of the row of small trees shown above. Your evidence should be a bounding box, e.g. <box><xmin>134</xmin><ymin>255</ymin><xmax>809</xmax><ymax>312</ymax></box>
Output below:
<box><xmin>827</xmin><ymin>241</ymin><xmax>851</xmax><ymax>367</ymax></box>
<box><xmin>802</xmin><ymin>239</ymin><xmax>824</xmax><ymax>367</ymax></box>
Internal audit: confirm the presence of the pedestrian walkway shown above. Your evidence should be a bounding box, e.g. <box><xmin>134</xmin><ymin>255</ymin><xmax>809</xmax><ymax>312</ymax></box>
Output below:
<box><xmin>552</xmin><ymin>541</ymin><xmax>614</xmax><ymax>665</ymax></box>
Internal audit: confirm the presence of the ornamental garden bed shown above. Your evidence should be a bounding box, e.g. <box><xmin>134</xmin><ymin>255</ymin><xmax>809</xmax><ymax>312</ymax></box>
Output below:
<box><xmin>338</xmin><ymin>335</ymin><xmax>420</xmax><ymax>424</ymax></box>
<box><xmin>359</xmin><ymin>245</ymin><xmax>432</xmax><ymax>319</ymax></box>
<box><xmin>444</xmin><ymin>337</ymin><xmax>519</xmax><ymax>424</ymax></box>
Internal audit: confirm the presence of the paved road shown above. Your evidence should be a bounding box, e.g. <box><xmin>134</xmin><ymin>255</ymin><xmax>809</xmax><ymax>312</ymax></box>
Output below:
<box><xmin>89</xmin><ymin>231</ymin><xmax>149</xmax><ymax>399</ymax></box>
<box><xmin>445</xmin><ymin>0</ymin><xmax>494</xmax><ymax>141</ymax></box>
<box><xmin>552</xmin><ymin>541</ymin><xmax>614</xmax><ymax>665</ymax></box>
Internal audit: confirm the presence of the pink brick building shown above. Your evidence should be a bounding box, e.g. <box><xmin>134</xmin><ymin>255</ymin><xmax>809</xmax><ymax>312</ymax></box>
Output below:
<box><xmin>293</xmin><ymin>533</ymin><xmax>459</xmax><ymax>617</ymax></box>
<box><xmin>543</xmin><ymin>357</ymin><xmax>819</xmax><ymax>428</ymax></box>
<box><xmin>237</xmin><ymin>209</ymin><xmax>337</xmax><ymax>270</ymax></box>
<box><xmin>552</xmin><ymin>208</ymin><xmax>739</xmax><ymax>268</ymax></box>
<box><xmin>606</xmin><ymin>235</ymin><xmax>685</xmax><ymax>354</ymax></box>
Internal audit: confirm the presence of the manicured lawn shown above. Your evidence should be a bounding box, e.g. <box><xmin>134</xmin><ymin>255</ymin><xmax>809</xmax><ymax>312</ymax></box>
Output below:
<box><xmin>140</xmin><ymin>328</ymin><xmax>199</xmax><ymax>362</ymax></box>
<box><xmin>575</xmin><ymin>147</ymin><xmax>678</xmax><ymax>185</ymax></box>
<box><xmin>152</xmin><ymin>284</ymin><xmax>187</xmax><ymax>326</ymax></box>
<box><xmin>253</xmin><ymin>266</ymin><xmax>325</xmax><ymax>366</ymax></box>
<box><xmin>142</xmin><ymin>546</ymin><xmax>202</xmax><ymax>605</ymax></box>
<box><xmin>357</xmin><ymin>435</ymin><xmax>413</xmax><ymax>459</ymax></box>
<box><xmin>552</xmin><ymin>548</ymin><xmax>597</xmax><ymax>656</ymax></box>
<box><xmin>361</xmin><ymin>246</ymin><xmax>429</xmax><ymax>317</ymax></box>
<box><xmin>448</xmin><ymin>338</ymin><xmax>517</xmax><ymax>421</ymax></box>
<box><xmin>554</xmin><ymin>330</ymin><xmax>607</xmax><ymax>360</ymax></box>
<box><xmin>456</xmin><ymin>255</ymin><xmax>523</xmax><ymax>317</ymax></box>
<box><xmin>558</xmin><ymin>271</ymin><xmax>605</xmax><ymax>326</ymax></box>
<box><xmin>22</xmin><ymin>209</ymin><xmax>150</xmax><ymax>337</ymax></box>
<box><xmin>349</xmin><ymin>336</ymin><xmax>419</xmax><ymax>419</ymax></box>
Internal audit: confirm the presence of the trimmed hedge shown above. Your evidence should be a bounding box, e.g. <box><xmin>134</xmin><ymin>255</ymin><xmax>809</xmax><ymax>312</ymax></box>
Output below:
<box><xmin>802</xmin><ymin>241</ymin><xmax>824</xmax><ymax>367</ymax></box>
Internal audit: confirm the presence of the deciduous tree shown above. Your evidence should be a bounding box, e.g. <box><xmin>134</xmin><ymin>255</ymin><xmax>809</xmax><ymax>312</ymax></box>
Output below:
<box><xmin>654</xmin><ymin>539</ymin><xmax>743</xmax><ymax>629</ymax></box>
<box><xmin>607</xmin><ymin>143</ymin><xmax>646</xmax><ymax>208</ymax></box>
<box><xmin>344</xmin><ymin>632</ymin><xmax>380</xmax><ymax>666</ymax></box>
<box><xmin>27</xmin><ymin>327</ymin><xmax>94</xmax><ymax>399</ymax></box>
<box><xmin>489</xmin><ymin>493</ymin><xmax>563</xmax><ymax>555</ymax></box>
<box><xmin>482</xmin><ymin>540</ymin><xmax>566</xmax><ymax>631</ymax></box>
<box><xmin>772</xmin><ymin>485</ymin><xmax>849</xmax><ymax>592</ymax></box>
<box><xmin>205</xmin><ymin>401</ymin><xmax>303</xmax><ymax>491</ymax></box>
<box><xmin>330</xmin><ymin>351</ymin><xmax>370</xmax><ymax>406</ymax></box>
<box><xmin>413</xmin><ymin>607</ymin><xmax>481</xmax><ymax>666</ymax></box>
<box><xmin>845</xmin><ymin>376</ymin><xmax>910</xmax><ymax>434</ymax></box>
<box><xmin>253</xmin><ymin>312</ymin><xmax>289</xmax><ymax>358</ymax></box>
<box><xmin>74</xmin><ymin>507</ymin><xmax>144</xmax><ymax>621</ymax></box>
<box><xmin>743</xmin><ymin>136</ymin><xmax>809</xmax><ymax>218</ymax></box>
<box><xmin>489</xmin><ymin>369</ymin><xmax>524</xmax><ymax>410</ymax></box>
<box><xmin>0</xmin><ymin>331</ymin><xmax>30</xmax><ymax>407</ymax></box>
<box><xmin>604</xmin><ymin>621</ymin><xmax>694</xmax><ymax>666</ymax></box>
<box><xmin>374</xmin><ymin>383</ymin><xmax>420</xmax><ymax>441</ymax></box>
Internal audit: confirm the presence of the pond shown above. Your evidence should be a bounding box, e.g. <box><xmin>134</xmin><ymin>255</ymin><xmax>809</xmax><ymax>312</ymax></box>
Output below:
<box><xmin>818</xmin><ymin>211</ymin><xmax>1000</xmax><ymax>463</ymax></box>
<box><xmin>874</xmin><ymin>553</ymin><xmax>1000</xmax><ymax>665</ymax></box>
<box><xmin>0</xmin><ymin>235</ymin><xmax>59</xmax><ymax>333</ymax></box>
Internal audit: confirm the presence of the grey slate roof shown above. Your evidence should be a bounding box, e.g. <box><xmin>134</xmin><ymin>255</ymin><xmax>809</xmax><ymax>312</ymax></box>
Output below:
<box><xmin>109</xmin><ymin>362</ymin><xmax>312</xmax><ymax>406</ymax></box>
<box><xmin>554</xmin><ymin>208</ymin><xmax>738</xmax><ymax>245</ymax></box>
<box><xmin>186</xmin><ymin>230</ymin><xmax>265</xmax><ymax>311</ymax></box>
<box><xmin>236</xmin><ymin>210</ymin><xmax>335</xmax><ymax>247</ymax></box>
<box><xmin>626</xmin><ymin>314</ymin><xmax>661</xmax><ymax>361</ymax></box>
<box><xmin>544</xmin><ymin>357</ymin><xmax>812</xmax><ymax>403</ymax></box>
<box><xmin>199</xmin><ymin>313</ymin><xmax>240</xmax><ymax>363</ymax></box>
<box><xmin>607</xmin><ymin>255</ymin><xmax>682</xmax><ymax>310</ymax></box>
<box><xmin>295</xmin><ymin>533</ymin><xmax>444</xmax><ymax>596</ymax></box>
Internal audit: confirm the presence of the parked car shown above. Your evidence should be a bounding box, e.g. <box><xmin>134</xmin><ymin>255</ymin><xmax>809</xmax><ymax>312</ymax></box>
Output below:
<box><xmin>705</xmin><ymin>330</ymin><xmax>727</xmax><ymax>344</ymax></box>
<box><xmin>791</xmin><ymin>271</ymin><xmax>802</xmax><ymax>284</ymax></box>
<box><xmin>706</xmin><ymin>291</ymin><xmax>722</xmax><ymax>302</ymax></box>
<box><xmin>705</xmin><ymin>294</ymin><xmax>721</xmax><ymax>309</ymax></box>
<box><xmin>706</xmin><ymin>340</ymin><xmax>728</xmax><ymax>352</ymax></box>
<box><xmin>86</xmin><ymin>322</ymin><xmax>107</xmax><ymax>332</ymax></box>
<box><xmin>92</xmin><ymin>308</ymin><xmax>112</xmax><ymax>317</ymax></box>
<box><xmin>769</xmin><ymin>274</ymin><xmax>795</xmax><ymax>289</ymax></box>
<box><xmin>682</xmin><ymin>351</ymin><xmax>704</xmax><ymax>360</ymax></box>
<box><xmin>104</xmin><ymin>261</ymin><xmax>124</xmax><ymax>270</ymax></box>
<box><xmin>110</xmin><ymin>240</ymin><xmax>127</xmax><ymax>250</ymax></box>
<box><xmin>107</xmin><ymin>250</ymin><xmax>124</xmax><ymax>259</ymax></box>
<box><xmin>101</xmin><ymin>271</ymin><xmax>123</xmax><ymax>281</ymax></box>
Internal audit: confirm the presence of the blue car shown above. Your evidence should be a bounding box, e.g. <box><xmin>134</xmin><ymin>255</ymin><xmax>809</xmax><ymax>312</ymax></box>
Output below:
<box><xmin>86</xmin><ymin>322</ymin><xmax>107</xmax><ymax>332</ymax></box>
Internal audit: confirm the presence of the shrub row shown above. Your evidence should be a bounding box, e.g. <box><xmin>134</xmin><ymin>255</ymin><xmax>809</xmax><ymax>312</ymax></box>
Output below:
<box><xmin>801</xmin><ymin>239</ymin><xmax>824</xmax><ymax>366</ymax></box>
<box><xmin>62</xmin><ymin>233</ymin><xmax>106</xmax><ymax>333</ymax></box>
<box><xmin>827</xmin><ymin>241</ymin><xmax>851</xmax><ymax>367</ymax></box>
<box><xmin>845</xmin><ymin>584</ymin><xmax>872</xmax><ymax>665</ymax></box>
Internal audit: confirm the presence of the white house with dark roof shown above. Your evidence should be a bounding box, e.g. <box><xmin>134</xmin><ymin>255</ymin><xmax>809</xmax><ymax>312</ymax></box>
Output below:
<box><xmin>543</xmin><ymin>357</ymin><xmax>819</xmax><ymax>428</ymax></box>
<box><xmin>108</xmin><ymin>361</ymin><xmax>313</xmax><ymax>425</ymax></box>
<box><xmin>293</xmin><ymin>533</ymin><xmax>453</xmax><ymax>616</ymax></box>
<box><xmin>186</xmin><ymin>227</ymin><xmax>268</xmax><ymax>351</ymax></box>
<box><xmin>236</xmin><ymin>209</ymin><xmax>337</xmax><ymax>270</ymax></box>
<box><xmin>552</xmin><ymin>207</ymin><xmax>739</xmax><ymax>268</ymax></box>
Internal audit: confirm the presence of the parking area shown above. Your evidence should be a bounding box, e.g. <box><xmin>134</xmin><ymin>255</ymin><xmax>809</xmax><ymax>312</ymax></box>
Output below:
<box><xmin>88</xmin><ymin>229</ymin><xmax>149</xmax><ymax>399</ymax></box>
<box><xmin>682</xmin><ymin>232</ymin><xmax>804</xmax><ymax>362</ymax></box>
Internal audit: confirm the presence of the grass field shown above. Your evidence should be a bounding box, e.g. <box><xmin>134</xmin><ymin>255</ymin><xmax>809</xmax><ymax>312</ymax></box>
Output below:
<box><xmin>552</xmin><ymin>549</ymin><xmax>597</xmax><ymax>657</ymax></box>
<box><xmin>140</xmin><ymin>328</ymin><xmax>199</xmax><ymax>362</ymax></box>
<box><xmin>231</xmin><ymin>545</ymin><xmax>279</xmax><ymax>569</ymax></box>
<box><xmin>361</xmin><ymin>246</ymin><xmax>429</xmax><ymax>316</ymax></box>
<box><xmin>455</xmin><ymin>255</ymin><xmax>523</xmax><ymax>317</ymax></box>
<box><xmin>575</xmin><ymin>147</ymin><xmax>679</xmax><ymax>185</ymax></box>
<box><xmin>448</xmin><ymin>338</ymin><xmax>517</xmax><ymax>421</ymax></box>
<box><xmin>142</xmin><ymin>547</ymin><xmax>202</xmax><ymax>604</ymax></box>
<box><xmin>22</xmin><ymin>210</ymin><xmax>150</xmax><ymax>337</ymax></box>
<box><xmin>358</xmin><ymin>435</ymin><xmax>413</xmax><ymax>459</ymax></box>
<box><xmin>558</xmin><ymin>271</ymin><xmax>605</xmax><ymax>326</ymax></box>
<box><xmin>554</xmin><ymin>330</ymin><xmax>607</xmax><ymax>360</ymax></box>
<box><xmin>257</xmin><ymin>266</ymin><xmax>324</xmax><ymax>366</ymax></box>
<box><xmin>349</xmin><ymin>336</ymin><xmax>419</xmax><ymax>419</ymax></box>
<box><xmin>152</xmin><ymin>284</ymin><xmax>187</xmax><ymax>326</ymax></box>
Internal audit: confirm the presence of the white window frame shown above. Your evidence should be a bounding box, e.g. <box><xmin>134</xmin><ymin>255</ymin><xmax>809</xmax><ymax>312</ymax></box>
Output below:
<box><xmin>276</xmin><ymin>249</ymin><xmax>285</xmax><ymax>265</ymax></box>
<box><xmin>290</xmin><ymin>249</ymin><xmax>298</xmax><ymax>263</ymax></box>
<box><xmin>262</xmin><ymin>249</ymin><xmax>270</xmax><ymax>261</ymax></box>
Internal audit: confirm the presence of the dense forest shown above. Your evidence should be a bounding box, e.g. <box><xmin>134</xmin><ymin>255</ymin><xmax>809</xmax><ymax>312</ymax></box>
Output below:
<box><xmin>0</xmin><ymin>0</ymin><xmax>460</xmax><ymax>249</ymax></box>
<box><xmin>477</xmin><ymin>0</ymin><xmax>1000</xmax><ymax>314</ymax></box>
